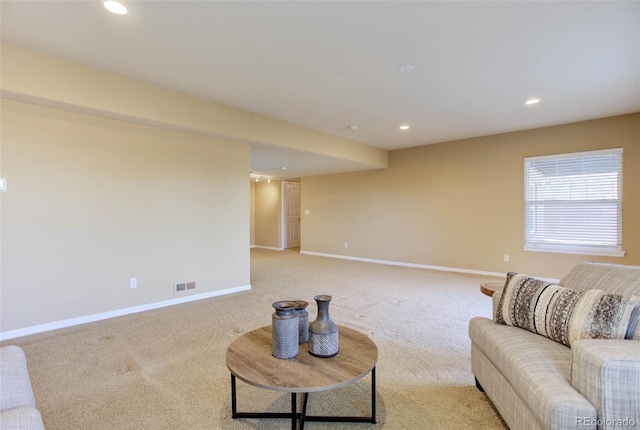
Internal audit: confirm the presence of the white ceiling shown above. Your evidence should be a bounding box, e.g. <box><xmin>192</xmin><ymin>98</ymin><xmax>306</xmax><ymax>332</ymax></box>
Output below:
<box><xmin>2</xmin><ymin>1</ymin><xmax>639</xmax><ymax>179</ymax></box>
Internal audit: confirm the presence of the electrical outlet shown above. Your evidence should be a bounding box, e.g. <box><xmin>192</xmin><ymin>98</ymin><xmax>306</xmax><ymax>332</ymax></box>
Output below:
<box><xmin>176</xmin><ymin>283</ymin><xmax>186</xmax><ymax>292</ymax></box>
<box><xmin>186</xmin><ymin>282</ymin><xmax>196</xmax><ymax>290</ymax></box>
<box><xmin>129</xmin><ymin>277</ymin><xmax>137</xmax><ymax>289</ymax></box>
<box><xmin>504</xmin><ymin>254</ymin><xmax>510</xmax><ymax>263</ymax></box>
<box><xmin>344</xmin><ymin>242</ymin><xmax>348</xmax><ymax>248</ymax></box>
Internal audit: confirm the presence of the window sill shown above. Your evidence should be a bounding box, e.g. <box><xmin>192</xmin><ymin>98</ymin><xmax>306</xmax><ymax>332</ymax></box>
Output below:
<box><xmin>523</xmin><ymin>246</ymin><xmax>626</xmax><ymax>258</ymax></box>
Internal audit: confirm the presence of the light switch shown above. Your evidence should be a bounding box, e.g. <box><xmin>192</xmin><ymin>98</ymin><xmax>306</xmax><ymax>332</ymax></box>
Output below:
<box><xmin>304</xmin><ymin>209</ymin><xmax>310</xmax><ymax>215</ymax></box>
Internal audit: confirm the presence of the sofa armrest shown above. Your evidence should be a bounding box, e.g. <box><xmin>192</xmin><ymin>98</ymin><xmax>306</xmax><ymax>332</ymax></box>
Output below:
<box><xmin>572</xmin><ymin>339</ymin><xmax>640</xmax><ymax>423</ymax></box>
<box><xmin>0</xmin><ymin>407</ymin><xmax>45</xmax><ymax>430</ymax></box>
<box><xmin>0</xmin><ymin>346</ymin><xmax>37</xmax><ymax>411</ymax></box>
<box><xmin>491</xmin><ymin>291</ymin><xmax>502</xmax><ymax>321</ymax></box>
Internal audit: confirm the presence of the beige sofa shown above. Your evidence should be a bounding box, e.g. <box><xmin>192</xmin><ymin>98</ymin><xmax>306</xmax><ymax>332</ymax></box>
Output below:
<box><xmin>469</xmin><ymin>262</ymin><xmax>640</xmax><ymax>430</ymax></box>
<box><xmin>0</xmin><ymin>346</ymin><xmax>45</xmax><ymax>430</ymax></box>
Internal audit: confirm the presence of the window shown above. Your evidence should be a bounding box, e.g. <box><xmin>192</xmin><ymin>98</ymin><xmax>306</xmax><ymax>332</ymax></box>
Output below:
<box><xmin>524</xmin><ymin>148</ymin><xmax>624</xmax><ymax>257</ymax></box>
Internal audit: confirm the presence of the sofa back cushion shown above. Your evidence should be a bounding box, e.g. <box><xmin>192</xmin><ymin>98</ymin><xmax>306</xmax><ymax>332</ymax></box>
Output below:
<box><xmin>560</xmin><ymin>262</ymin><xmax>640</xmax><ymax>339</ymax></box>
<box><xmin>496</xmin><ymin>272</ymin><xmax>639</xmax><ymax>346</ymax></box>
<box><xmin>560</xmin><ymin>262</ymin><xmax>640</xmax><ymax>296</ymax></box>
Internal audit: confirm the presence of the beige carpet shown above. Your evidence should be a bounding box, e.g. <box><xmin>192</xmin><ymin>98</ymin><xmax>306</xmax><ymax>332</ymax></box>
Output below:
<box><xmin>3</xmin><ymin>249</ymin><xmax>508</xmax><ymax>429</ymax></box>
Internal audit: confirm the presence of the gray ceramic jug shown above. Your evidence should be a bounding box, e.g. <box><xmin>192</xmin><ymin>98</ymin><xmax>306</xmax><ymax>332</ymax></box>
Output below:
<box><xmin>308</xmin><ymin>295</ymin><xmax>339</xmax><ymax>357</ymax></box>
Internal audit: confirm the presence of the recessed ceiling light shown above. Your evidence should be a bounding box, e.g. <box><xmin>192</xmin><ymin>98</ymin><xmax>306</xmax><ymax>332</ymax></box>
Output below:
<box><xmin>281</xmin><ymin>166</ymin><xmax>288</xmax><ymax>170</ymax></box>
<box><xmin>399</xmin><ymin>65</ymin><xmax>415</xmax><ymax>73</ymax></box>
<box><xmin>399</xmin><ymin>124</ymin><xmax>410</xmax><ymax>130</ymax></box>
<box><xmin>347</xmin><ymin>125</ymin><xmax>358</xmax><ymax>130</ymax></box>
<box><xmin>103</xmin><ymin>0</ymin><xmax>127</xmax><ymax>15</ymax></box>
<box><xmin>525</xmin><ymin>98</ymin><xmax>541</xmax><ymax>105</ymax></box>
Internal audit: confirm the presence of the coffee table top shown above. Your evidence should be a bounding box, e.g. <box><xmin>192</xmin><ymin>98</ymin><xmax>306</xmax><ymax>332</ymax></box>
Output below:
<box><xmin>226</xmin><ymin>325</ymin><xmax>378</xmax><ymax>393</ymax></box>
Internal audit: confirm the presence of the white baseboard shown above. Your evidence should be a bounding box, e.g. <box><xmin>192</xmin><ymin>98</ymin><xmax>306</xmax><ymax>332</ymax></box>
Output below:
<box><xmin>0</xmin><ymin>284</ymin><xmax>251</xmax><ymax>341</ymax></box>
<box><xmin>300</xmin><ymin>250</ymin><xmax>505</xmax><ymax>277</ymax></box>
<box><xmin>253</xmin><ymin>245</ymin><xmax>284</xmax><ymax>251</ymax></box>
<box><xmin>299</xmin><ymin>250</ymin><xmax>560</xmax><ymax>283</ymax></box>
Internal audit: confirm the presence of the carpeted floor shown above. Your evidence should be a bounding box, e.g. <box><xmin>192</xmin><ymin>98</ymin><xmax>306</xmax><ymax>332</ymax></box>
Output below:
<box><xmin>4</xmin><ymin>249</ymin><xmax>508</xmax><ymax>429</ymax></box>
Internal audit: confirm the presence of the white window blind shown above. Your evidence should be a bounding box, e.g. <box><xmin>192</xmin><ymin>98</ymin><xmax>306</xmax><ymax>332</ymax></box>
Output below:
<box><xmin>524</xmin><ymin>148</ymin><xmax>624</xmax><ymax>257</ymax></box>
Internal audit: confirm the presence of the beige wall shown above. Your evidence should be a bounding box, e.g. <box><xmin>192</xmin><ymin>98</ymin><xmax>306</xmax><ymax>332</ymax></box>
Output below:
<box><xmin>1</xmin><ymin>43</ymin><xmax>388</xmax><ymax>170</ymax></box>
<box><xmin>0</xmin><ymin>43</ymin><xmax>388</xmax><ymax>336</ymax></box>
<box><xmin>0</xmin><ymin>100</ymin><xmax>250</xmax><ymax>332</ymax></box>
<box><xmin>301</xmin><ymin>114</ymin><xmax>640</xmax><ymax>279</ymax></box>
<box><xmin>254</xmin><ymin>181</ymin><xmax>283</xmax><ymax>248</ymax></box>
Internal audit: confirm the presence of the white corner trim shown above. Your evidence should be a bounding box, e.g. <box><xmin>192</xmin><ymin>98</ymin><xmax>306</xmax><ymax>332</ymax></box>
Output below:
<box><xmin>253</xmin><ymin>245</ymin><xmax>284</xmax><ymax>251</ymax></box>
<box><xmin>299</xmin><ymin>250</ymin><xmax>506</xmax><ymax>277</ymax></box>
<box><xmin>0</xmin><ymin>284</ymin><xmax>251</xmax><ymax>341</ymax></box>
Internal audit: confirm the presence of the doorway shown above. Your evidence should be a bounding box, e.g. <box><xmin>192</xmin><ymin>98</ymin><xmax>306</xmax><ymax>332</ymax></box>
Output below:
<box><xmin>282</xmin><ymin>181</ymin><xmax>301</xmax><ymax>249</ymax></box>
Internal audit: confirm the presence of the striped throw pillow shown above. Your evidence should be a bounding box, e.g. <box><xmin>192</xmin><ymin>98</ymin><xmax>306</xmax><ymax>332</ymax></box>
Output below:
<box><xmin>496</xmin><ymin>272</ymin><xmax>639</xmax><ymax>347</ymax></box>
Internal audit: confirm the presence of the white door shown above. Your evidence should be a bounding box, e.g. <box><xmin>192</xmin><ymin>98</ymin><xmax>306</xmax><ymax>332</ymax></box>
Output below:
<box><xmin>283</xmin><ymin>182</ymin><xmax>301</xmax><ymax>248</ymax></box>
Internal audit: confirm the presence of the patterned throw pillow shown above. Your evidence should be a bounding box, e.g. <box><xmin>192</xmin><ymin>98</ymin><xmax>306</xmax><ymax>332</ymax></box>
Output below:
<box><xmin>496</xmin><ymin>272</ymin><xmax>639</xmax><ymax>347</ymax></box>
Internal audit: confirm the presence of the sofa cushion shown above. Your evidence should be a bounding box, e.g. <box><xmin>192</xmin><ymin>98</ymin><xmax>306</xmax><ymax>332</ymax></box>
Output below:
<box><xmin>496</xmin><ymin>272</ymin><xmax>638</xmax><ymax>347</ymax></box>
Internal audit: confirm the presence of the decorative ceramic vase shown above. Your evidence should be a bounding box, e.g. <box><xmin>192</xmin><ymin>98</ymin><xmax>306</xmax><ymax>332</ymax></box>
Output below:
<box><xmin>295</xmin><ymin>300</ymin><xmax>309</xmax><ymax>344</ymax></box>
<box><xmin>271</xmin><ymin>301</ymin><xmax>299</xmax><ymax>359</ymax></box>
<box><xmin>308</xmin><ymin>295</ymin><xmax>339</xmax><ymax>357</ymax></box>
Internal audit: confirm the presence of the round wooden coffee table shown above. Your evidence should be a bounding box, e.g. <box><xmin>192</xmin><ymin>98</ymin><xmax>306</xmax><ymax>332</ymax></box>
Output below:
<box><xmin>226</xmin><ymin>325</ymin><xmax>377</xmax><ymax>429</ymax></box>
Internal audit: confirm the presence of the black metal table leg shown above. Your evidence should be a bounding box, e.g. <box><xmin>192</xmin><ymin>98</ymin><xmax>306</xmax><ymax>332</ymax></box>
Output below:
<box><xmin>230</xmin><ymin>367</ymin><xmax>376</xmax><ymax>427</ymax></box>
<box><xmin>300</xmin><ymin>393</ymin><xmax>309</xmax><ymax>430</ymax></box>
<box><xmin>230</xmin><ymin>374</ymin><xmax>237</xmax><ymax>418</ymax></box>
<box><xmin>291</xmin><ymin>392</ymin><xmax>297</xmax><ymax>430</ymax></box>
<box><xmin>303</xmin><ymin>366</ymin><xmax>377</xmax><ymax>424</ymax></box>
<box><xmin>371</xmin><ymin>366</ymin><xmax>377</xmax><ymax>423</ymax></box>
